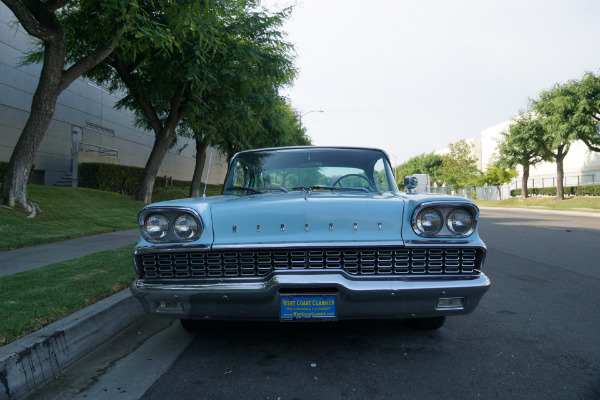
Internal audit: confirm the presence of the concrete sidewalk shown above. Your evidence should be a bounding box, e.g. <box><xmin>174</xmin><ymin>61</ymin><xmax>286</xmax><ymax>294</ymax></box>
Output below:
<box><xmin>0</xmin><ymin>229</ymin><xmax>139</xmax><ymax>278</ymax></box>
<box><xmin>0</xmin><ymin>229</ymin><xmax>144</xmax><ymax>400</ymax></box>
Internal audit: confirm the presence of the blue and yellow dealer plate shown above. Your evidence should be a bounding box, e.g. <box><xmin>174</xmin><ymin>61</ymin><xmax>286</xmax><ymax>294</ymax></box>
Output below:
<box><xmin>280</xmin><ymin>294</ymin><xmax>337</xmax><ymax>321</ymax></box>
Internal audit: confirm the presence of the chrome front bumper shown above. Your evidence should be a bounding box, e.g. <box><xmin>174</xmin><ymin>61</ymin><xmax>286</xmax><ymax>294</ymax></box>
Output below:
<box><xmin>131</xmin><ymin>271</ymin><xmax>491</xmax><ymax>321</ymax></box>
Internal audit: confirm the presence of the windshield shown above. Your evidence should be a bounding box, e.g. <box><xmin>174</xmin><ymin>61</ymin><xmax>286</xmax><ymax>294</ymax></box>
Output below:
<box><xmin>223</xmin><ymin>148</ymin><xmax>398</xmax><ymax>195</ymax></box>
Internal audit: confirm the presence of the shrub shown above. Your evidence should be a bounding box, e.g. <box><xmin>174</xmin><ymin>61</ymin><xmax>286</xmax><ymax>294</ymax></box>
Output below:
<box><xmin>510</xmin><ymin>184</ymin><xmax>600</xmax><ymax>197</ymax></box>
<box><xmin>79</xmin><ymin>163</ymin><xmax>192</xmax><ymax>196</ymax></box>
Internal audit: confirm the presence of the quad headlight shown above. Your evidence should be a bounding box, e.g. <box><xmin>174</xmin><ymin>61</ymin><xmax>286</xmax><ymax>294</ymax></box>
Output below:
<box><xmin>144</xmin><ymin>214</ymin><xmax>170</xmax><ymax>240</ymax></box>
<box><xmin>414</xmin><ymin>208</ymin><xmax>443</xmax><ymax>236</ymax></box>
<box><xmin>140</xmin><ymin>208</ymin><xmax>203</xmax><ymax>243</ymax></box>
<box><xmin>446</xmin><ymin>208</ymin><xmax>474</xmax><ymax>235</ymax></box>
<box><xmin>173</xmin><ymin>214</ymin><xmax>200</xmax><ymax>239</ymax></box>
<box><xmin>412</xmin><ymin>203</ymin><xmax>477</xmax><ymax>238</ymax></box>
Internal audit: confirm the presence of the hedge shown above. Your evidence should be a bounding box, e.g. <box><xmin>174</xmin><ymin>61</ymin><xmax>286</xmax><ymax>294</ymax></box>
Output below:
<box><xmin>511</xmin><ymin>184</ymin><xmax>600</xmax><ymax>197</ymax></box>
<box><xmin>78</xmin><ymin>163</ymin><xmax>193</xmax><ymax>196</ymax></box>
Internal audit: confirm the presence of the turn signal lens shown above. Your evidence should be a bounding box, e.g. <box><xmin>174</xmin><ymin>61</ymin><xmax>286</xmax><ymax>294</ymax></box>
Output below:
<box><xmin>144</xmin><ymin>214</ymin><xmax>169</xmax><ymax>240</ymax></box>
<box><xmin>415</xmin><ymin>208</ymin><xmax>443</xmax><ymax>236</ymax></box>
<box><xmin>447</xmin><ymin>208</ymin><xmax>474</xmax><ymax>236</ymax></box>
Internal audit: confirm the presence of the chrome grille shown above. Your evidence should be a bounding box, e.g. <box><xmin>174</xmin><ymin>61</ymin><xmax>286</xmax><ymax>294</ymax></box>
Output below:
<box><xmin>139</xmin><ymin>248</ymin><xmax>482</xmax><ymax>279</ymax></box>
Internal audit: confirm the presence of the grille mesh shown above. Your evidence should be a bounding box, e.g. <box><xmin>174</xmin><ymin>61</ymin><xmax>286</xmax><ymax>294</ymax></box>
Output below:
<box><xmin>139</xmin><ymin>248</ymin><xmax>481</xmax><ymax>279</ymax></box>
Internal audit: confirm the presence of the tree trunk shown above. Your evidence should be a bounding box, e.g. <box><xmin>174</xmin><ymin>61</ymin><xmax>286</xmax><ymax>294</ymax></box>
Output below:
<box><xmin>521</xmin><ymin>167</ymin><xmax>529</xmax><ymax>200</ymax></box>
<box><xmin>189</xmin><ymin>137</ymin><xmax>208</xmax><ymax>197</ymax></box>
<box><xmin>556</xmin><ymin>152</ymin><xmax>566</xmax><ymax>200</ymax></box>
<box><xmin>136</xmin><ymin>129</ymin><xmax>177</xmax><ymax>203</ymax></box>
<box><xmin>1</xmin><ymin>41</ymin><xmax>64</xmax><ymax>209</ymax></box>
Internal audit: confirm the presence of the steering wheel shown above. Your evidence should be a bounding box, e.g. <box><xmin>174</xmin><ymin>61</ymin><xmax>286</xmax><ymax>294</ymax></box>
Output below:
<box><xmin>332</xmin><ymin>174</ymin><xmax>373</xmax><ymax>189</ymax></box>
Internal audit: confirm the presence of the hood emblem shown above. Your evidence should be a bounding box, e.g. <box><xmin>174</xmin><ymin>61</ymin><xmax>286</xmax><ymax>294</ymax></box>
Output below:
<box><xmin>302</xmin><ymin>187</ymin><xmax>312</xmax><ymax>200</ymax></box>
<box><xmin>232</xmin><ymin>225</ymin><xmax>237</xmax><ymax>233</ymax></box>
<box><xmin>329</xmin><ymin>223</ymin><xmax>334</xmax><ymax>231</ymax></box>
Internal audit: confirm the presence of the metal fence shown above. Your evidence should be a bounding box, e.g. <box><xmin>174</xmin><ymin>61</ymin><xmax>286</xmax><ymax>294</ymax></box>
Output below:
<box><xmin>429</xmin><ymin>170</ymin><xmax>600</xmax><ymax>200</ymax></box>
<box><xmin>77</xmin><ymin>142</ymin><xmax>119</xmax><ymax>158</ymax></box>
<box><xmin>507</xmin><ymin>170</ymin><xmax>599</xmax><ymax>191</ymax></box>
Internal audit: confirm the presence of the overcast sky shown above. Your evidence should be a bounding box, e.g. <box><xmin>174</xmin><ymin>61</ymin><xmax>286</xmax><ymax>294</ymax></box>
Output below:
<box><xmin>264</xmin><ymin>0</ymin><xmax>600</xmax><ymax>164</ymax></box>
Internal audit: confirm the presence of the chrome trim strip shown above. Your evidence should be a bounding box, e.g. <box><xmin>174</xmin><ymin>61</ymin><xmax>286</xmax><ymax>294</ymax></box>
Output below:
<box><xmin>404</xmin><ymin>239</ymin><xmax>486</xmax><ymax>248</ymax></box>
<box><xmin>133</xmin><ymin>271</ymin><xmax>490</xmax><ymax>292</ymax></box>
<box><xmin>210</xmin><ymin>240</ymin><xmax>405</xmax><ymax>250</ymax></box>
<box><xmin>135</xmin><ymin>244</ymin><xmax>211</xmax><ymax>254</ymax></box>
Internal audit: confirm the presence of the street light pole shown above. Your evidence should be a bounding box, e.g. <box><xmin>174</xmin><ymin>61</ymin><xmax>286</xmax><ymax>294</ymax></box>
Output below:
<box><xmin>300</xmin><ymin>109</ymin><xmax>324</xmax><ymax>120</ymax></box>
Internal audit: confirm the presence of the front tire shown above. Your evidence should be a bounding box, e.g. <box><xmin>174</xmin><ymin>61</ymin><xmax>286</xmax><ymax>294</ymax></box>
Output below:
<box><xmin>409</xmin><ymin>316</ymin><xmax>446</xmax><ymax>330</ymax></box>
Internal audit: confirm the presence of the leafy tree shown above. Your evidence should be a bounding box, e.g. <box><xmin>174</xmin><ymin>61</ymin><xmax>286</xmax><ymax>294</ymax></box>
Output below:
<box><xmin>531</xmin><ymin>81</ymin><xmax>583</xmax><ymax>200</ymax></box>
<box><xmin>0</xmin><ymin>0</ymin><xmax>140</xmax><ymax>212</ymax></box>
<box><xmin>496</xmin><ymin>112</ymin><xmax>549</xmax><ymax>199</ymax></box>
<box><xmin>440</xmin><ymin>140</ymin><xmax>479</xmax><ymax>192</ymax></box>
<box><xmin>395</xmin><ymin>153</ymin><xmax>444</xmax><ymax>190</ymax></box>
<box><xmin>482</xmin><ymin>166</ymin><xmax>518</xmax><ymax>200</ymax></box>
<box><xmin>187</xmin><ymin>96</ymin><xmax>309</xmax><ymax>197</ymax></box>
<box><xmin>570</xmin><ymin>72</ymin><xmax>600</xmax><ymax>152</ymax></box>
<box><xmin>79</xmin><ymin>0</ymin><xmax>295</xmax><ymax>203</ymax></box>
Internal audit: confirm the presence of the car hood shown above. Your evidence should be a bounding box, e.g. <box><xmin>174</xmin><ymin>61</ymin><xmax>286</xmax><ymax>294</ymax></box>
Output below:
<box><xmin>209</xmin><ymin>192</ymin><xmax>405</xmax><ymax>247</ymax></box>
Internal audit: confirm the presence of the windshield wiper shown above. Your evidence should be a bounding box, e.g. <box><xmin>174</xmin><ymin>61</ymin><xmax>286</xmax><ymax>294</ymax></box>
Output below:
<box><xmin>225</xmin><ymin>186</ymin><xmax>289</xmax><ymax>194</ymax></box>
<box><xmin>264</xmin><ymin>187</ymin><xmax>289</xmax><ymax>193</ymax></box>
<box><xmin>292</xmin><ymin>185</ymin><xmax>371</xmax><ymax>193</ymax></box>
<box><xmin>225</xmin><ymin>186</ymin><xmax>262</xmax><ymax>194</ymax></box>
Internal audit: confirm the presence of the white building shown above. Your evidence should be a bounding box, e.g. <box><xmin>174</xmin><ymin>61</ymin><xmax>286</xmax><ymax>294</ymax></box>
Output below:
<box><xmin>480</xmin><ymin>120</ymin><xmax>600</xmax><ymax>193</ymax></box>
<box><xmin>433</xmin><ymin>119</ymin><xmax>600</xmax><ymax>199</ymax></box>
<box><xmin>0</xmin><ymin>3</ymin><xmax>227</xmax><ymax>187</ymax></box>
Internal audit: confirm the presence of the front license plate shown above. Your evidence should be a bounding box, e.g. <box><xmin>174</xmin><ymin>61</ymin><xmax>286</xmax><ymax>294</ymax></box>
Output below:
<box><xmin>280</xmin><ymin>294</ymin><xmax>337</xmax><ymax>321</ymax></box>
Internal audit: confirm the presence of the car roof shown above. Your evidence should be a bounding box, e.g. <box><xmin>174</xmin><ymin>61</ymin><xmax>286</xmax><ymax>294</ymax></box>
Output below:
<box><xmin>232</xmin><ymin>146</ymin><xmax>392</xmax><ymax>163</ymax></box>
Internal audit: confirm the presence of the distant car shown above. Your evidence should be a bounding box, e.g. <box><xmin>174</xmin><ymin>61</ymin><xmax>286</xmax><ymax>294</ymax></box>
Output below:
<box><xmin>131</xmin><ymin>147</ymin><xmax>490</xmax><ymax>331</ymax></box>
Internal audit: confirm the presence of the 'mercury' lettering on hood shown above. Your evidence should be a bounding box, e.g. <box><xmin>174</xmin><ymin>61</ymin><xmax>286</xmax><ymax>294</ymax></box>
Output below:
<box><xmin>210</xmin><ymin>192</ymin><xmax>405</xmax><ymax>246</ymax></box>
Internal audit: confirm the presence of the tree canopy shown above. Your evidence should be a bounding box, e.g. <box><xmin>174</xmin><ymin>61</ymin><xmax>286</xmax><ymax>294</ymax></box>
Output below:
<box><xmin>1</xmin><ymin>0</ymin><xmax>142</xmax><ymax>211</ymax></box>
<box><xmin>440</xmin><ymin>140</ymin><xmax>479</xmax><ymax>191</ymax></box>
<box><xmin>496</xmin><ymin>112</ymin><xmax>549</xmax><ymax>199</ymax></box>
<box><xmin>77</xmin><ymin>0</ymin><xmax>296</xmax><ymax>203</ymax></box>
<box><xmin>394</xmin><ymin>152</ymin><xmax>444</xmax><ymax>190</ymax></box>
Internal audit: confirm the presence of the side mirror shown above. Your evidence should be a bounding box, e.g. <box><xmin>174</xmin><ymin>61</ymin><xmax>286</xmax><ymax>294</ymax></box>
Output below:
<box><xmin>404</xmin><ymin>176</ymin><xmax>419</xmax><ymax>192</ymax></box>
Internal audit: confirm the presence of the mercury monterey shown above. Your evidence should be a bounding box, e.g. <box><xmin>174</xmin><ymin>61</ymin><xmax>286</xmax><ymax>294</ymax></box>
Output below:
<box><xmin>131</xmin><ymin>147</ymin><xmax>490</xmax><ymax>330</ymax></box>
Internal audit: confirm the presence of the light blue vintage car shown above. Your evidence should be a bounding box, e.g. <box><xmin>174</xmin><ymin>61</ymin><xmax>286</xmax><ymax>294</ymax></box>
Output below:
<box><xmin>131</xmin><ymin>146</ymin><xmax>490</xmax><ymax>330</ymax></box>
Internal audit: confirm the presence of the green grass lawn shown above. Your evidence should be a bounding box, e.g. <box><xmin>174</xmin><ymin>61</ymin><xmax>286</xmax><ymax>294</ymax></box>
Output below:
<box><xmin>0</xmin><ymin>185</ymin><xmax>144</xmax><ymax>251</ymax></box>
<box><xmin>0</xmin><ymin>183</ymin><xmax>224</xmax><ymax>251</ymax></box>
<box><xmin>0</xmin><ymin>245</ymin><xmax>136</xmax><ymax>345</ymax></box>
<box><xmin>476</xmin><ymin>196</ymin><xmax>600</xmax><ymax>213</ymax></box>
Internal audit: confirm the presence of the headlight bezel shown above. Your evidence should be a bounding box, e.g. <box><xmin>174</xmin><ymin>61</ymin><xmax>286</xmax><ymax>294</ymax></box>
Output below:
<box><xmin>139</xmin><ymin>207</ymin><xmax>204</xmax><ymax>243</ymax></box>
<box><xmin>412</xmin><ymin>202</ymin><xmax>478</xmax><ymax>238</ymax></box>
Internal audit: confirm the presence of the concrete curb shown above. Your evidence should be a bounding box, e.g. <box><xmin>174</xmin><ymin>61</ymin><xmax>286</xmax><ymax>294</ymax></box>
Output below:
<box><xmin>478</xmin><ymin>206</ymin><xmax>600</xmax><ymax>217</ymax></box>
<box><xmin>0</xmin><ymin>289</ymin><xmax>144</xmax><ymax>400</ymax></box>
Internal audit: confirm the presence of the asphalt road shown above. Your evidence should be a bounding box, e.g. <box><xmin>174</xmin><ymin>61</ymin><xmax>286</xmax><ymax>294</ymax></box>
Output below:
<box><xmin>32</xmin><ymin>209</ymin><xmax>600</xmax><ymax>400</ymax></box>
